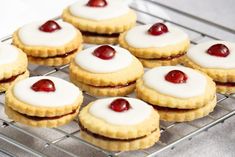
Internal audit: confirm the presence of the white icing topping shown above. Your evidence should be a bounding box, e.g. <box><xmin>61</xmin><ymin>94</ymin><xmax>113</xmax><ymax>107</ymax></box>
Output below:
<box><xmin>18</xmin><ymin>21</ymin><xmax>77</xmax><ymax>47</ymax></box>
<box><xmin>187</xmin><ymin>41</ymin><xmax>235</xmax><ymax>69</ymax></box>
<box><xmin>69</xmin><ymin>0</ymin><xmax>130</xmax><ymax>21</ymax></box>
<box><xmin>0</xmin><ymin>44</ymin><xmax>19</xmax><ymax>65</ymax></box>
<box><xmin>13</xmin><ymin>76</ymin><xmax>82</xmax><ymax>107</ymax></box>
<box><xmin>89</xmin><ymin>97</ymin><xmax>153</xmax><ymax>125</ymax></box>
<box><xmin>75</xmin><ymin>45</ymin><xmax>133</xmax><ymax>73</ymax></box>
<box><xmin>125</xmin><ymin>24</ymin><xmax>188</xmax><ymax>48</ymax></box>
<box><xmin>143</xmin><ymin>66</ymin><xmax>207</xmax><ymax>98</ymax></box>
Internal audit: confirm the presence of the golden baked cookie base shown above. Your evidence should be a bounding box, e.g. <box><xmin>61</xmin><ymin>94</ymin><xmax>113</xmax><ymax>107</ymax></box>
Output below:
<box><xmin>138</xmin><ymin>55</ymin><xmax>185</xmax><ymax>68</ymax></box>
<box><xmin>83</xmin><ymin>35</ymin><xmax>118</xmax><ymax>45</ymax></box>
<box><xmin>216</xmin><ymin>85</ymin><xmax>235</xmax><ymax>94</ymax></box>
<box><xmin>62</xmin><ymin>9</ymin><xmax>137</xmax><ymax>34</ymax></box>
<box><xmin>183</xmin><ymin>57</ymin><xmax>235</xmax><ymax>82</ymax></box>
<box><xmin>80</xmin><ymin>129</ymin><xmax>160</xmax><ymax>151</ymax></box>
<box><xmin>71</xmin><ymin>80</ymin><xmax>136</xmax><ymax>97</ymax></box>
<box><xmin>28</xmin><ymin>45</ymin><xmax>82</xmax><ymax>66</ymax></box>
<box><xmin>69</xmin><ymin>57</ymin><xmax>144</xmax><ymax>86</ymax></box>
<box><xmin>156</xmin><ymin>96</ymin><xmax>216</xmax><ymax>122</ymax></box>
<box><xmin>79</xmin><ymin>103</ymin><xmax>159</xmax><ymax>139</ymax></box>
<box><xmin>12</xmin><ymin>30</ymin><xmax>83</xmax><ymax>57</ymax></box>
<box><xmin>136</xmin><ymin>73</ymin><xmax>216</xmax><ymax>109</ymax></box>
<box><xmin>0</xmin><ymin>50</ymin><xmax>28</xmax><ymax>80</ymax></box>
<box><xmin>0</xmin><ymin>70</ymin><xmax>29</xmax><ymax>92</ymax></box>
<box><xmin>119</xmin><ymin>32</ymin><xmax>190</xmax><ymax>59</ymax></box>
<box><xmin>5</xmin><ymin>105</ymin><xmax>79</xmax><ymax>128</ymax></box>
<box><xmin>5</xmin><ymin>87</ymin><xmax>83</xmax><ymax>117</ymax></box>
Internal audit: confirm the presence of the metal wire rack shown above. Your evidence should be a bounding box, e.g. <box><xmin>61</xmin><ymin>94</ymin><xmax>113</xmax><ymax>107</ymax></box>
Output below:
<box><xmin>1</xmin><ymin>0</ymin><xmax>235</xmax><ymax>156</ymax></box>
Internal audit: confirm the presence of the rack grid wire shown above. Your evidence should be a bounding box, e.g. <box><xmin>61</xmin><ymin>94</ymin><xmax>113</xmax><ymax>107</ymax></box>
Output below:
<box><xmin>0</xmin><ymin>0</ymin><xmax>235</xmax><ymax>157</ymax></box>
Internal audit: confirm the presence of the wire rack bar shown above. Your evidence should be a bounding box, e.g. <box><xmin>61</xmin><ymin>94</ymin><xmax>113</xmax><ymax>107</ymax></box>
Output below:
<box><xmin>0</xmin><ymin>133</ymin><xmax>47</xmax><ymax>157</ymax></box>
<box><xmin>0</xmin><ymin>1</ymin><xmax>235</xmax><ymax>157</ymax></box>
<box><xmin>0</xmin><ymin>119</ymin><xmax>80</xmax><ymax>157</ymax></box>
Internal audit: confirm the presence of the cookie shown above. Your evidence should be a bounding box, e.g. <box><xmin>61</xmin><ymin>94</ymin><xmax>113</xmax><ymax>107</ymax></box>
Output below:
<box><xmin>154</xmin><ymin>96</ymin><xmax>216</xmax><ymax>122</ymax></box>
<box><xmin>138</xmin><ymin>55</ymin><xmax>185</xmax><ymax>68</ymax></box>
<box><xmin>5</xmin><ymin>76</ymin><xmax>83</xmax><ymax>127</ymax></box>
<box><xmin>79</xmin><ymin>97</ymin><xmax>160</xmax><ymax>151</ymax></box>
<box><xmin>62</xmin><ymin>0</ymin><xmax>136</xmax><ymax>44</ymax></box>
<box><xmin>5</xmin><ymin>105</ymin><xmax>80</xmax><ymax>128</ymax></box>
<box><xmin>183</xmin><ymin>41</ymin><xmax>235</xmax><ymax>94</ymax></box>
<box><xmin>136</xmin><ymin>66</ymin><xmax>216</xmax><ymax>109</ymax></box>
<box><xmin>0</xmin><ymin>44</ymin><xmax>29</xmax><ymax>92</ymax></box>
<box><xmin>119</xmin><ymin>23</ymin><xmax>190</xmax><ymax>68</ymax></box>
<box><xmin>70</xmin><ymin>45</ymin><xmax>143</xmax><ymax>96</ymax></box>
<box><xmin>12</xmin><ymin>20</ymin><xmax>83</xmax><ymax>66</ymax></box>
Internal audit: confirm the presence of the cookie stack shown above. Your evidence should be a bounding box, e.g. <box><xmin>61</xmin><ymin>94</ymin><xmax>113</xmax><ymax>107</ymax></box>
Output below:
<box><xmin>79</xmin><ymin>97</ymin><xmax>160</xmax><ymax>151</ymax></box>
<box><xmin>184</xmin><ymin>41</ymin><xmax>235</xmax><ymax>94</ymax></box>
<box><xmin>136</xmin><ymin>66</ymin><xmax>217</xmax><ymax>122</ymax></box>
<box><xmin>119</xmin><ymin>23</ymin><xmax>190</xmax><ymax>68</ymax></box>
<box><xmin>62</xmin><ymin>0</ymin><xmax>136</xmax><ymax>44</ymax></box>
<box><xmin>5</xmin><ymin>76</ymin><xmax>83</xmax><ymax>127</ymax></box>
<box><xmin>12</xmin><ymin>20</ymin><xmax>83</xmax><ymax>66</ymax></box>
<box><xmin>0</xmin><ymin>44</ymin><xmax>29</xmax><ymax>92</ymax></box>
<box><xmin>70</xmin><ymin>45</ymin><xmax>143</xmax><ymax>96</ymax></box>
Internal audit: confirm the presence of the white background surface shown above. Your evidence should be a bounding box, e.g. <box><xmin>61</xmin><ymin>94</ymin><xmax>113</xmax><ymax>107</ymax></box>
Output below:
<box><xmin>0</xmin><ymin>0</ymin><xmax>235</xmax><ymax>157</ymax></box>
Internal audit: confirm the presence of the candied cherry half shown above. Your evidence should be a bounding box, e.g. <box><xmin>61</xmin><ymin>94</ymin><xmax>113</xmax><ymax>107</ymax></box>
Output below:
<box><xmin>39</xmin><ymin>20</ymin><xmax>61</xmax><ymax>33</ymax></box>
<box><xmin>109</xmin><ymin>98</ymin><xmax>131</xmax><ymax>112</ymax></box>
<box><xmin>148</xmin><ymin>22</ymin><xmax>168</xmax><ymax>36</ymax></box>
<box><xmin>207</xmin><ymin>44</ymin><xmax>230</xmax><ymax>57</ymax></box>
<box><xmin>86</xmin><ymin>0</ymin><xmax>107</xmax><ymax>7</ymax></box>
<box><xmin>31</xmin><ymin>79</ymin><xmax>56</xmax><ymax>92</ymax></box>
<box><xmin>93</xmin><ymin>45</ymin><xmax>116</xmax><ymax>60</ymax></box>
<box><xmin>165</xmin><ymin>70</ymin><xmax>188</xmax><ymax>84</ymax></box>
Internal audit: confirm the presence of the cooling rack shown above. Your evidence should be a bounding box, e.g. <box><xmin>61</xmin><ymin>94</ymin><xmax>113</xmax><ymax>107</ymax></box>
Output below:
<box><xmin>0</xmin><ymin>0</ymin><xmax>235</xmax><ymax>156</ymax></box>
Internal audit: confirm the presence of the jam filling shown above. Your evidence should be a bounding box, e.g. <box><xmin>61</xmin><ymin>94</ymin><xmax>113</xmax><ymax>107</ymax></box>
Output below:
<box><xmin>152</xmin><ymin>105</ymin><xmax>191</xmax><ymax>112</ymax></box>
<box><xmin>215</xmin><ymin>81</ymin><xmax>235</xmax><ymax>87</ymax></box>
<box><xmin>138</xmin><ymin>53</ymin><xmax>186</xmax><ymax>61</ymax></box>
<box><xmin>18</xmin><ymin>109</ymin><xmax>77</xmax><ymax>121</ymax></box>
<box><xmin>31</xmin><ymin>49</ymin><xmax>78</xmax><ymax>59</ymax></box>
<box><xmin>79</xmin><ymin>122</ymin><xmax>158</xmax><ymax>142</ymax></box>
<box><xmin>0</xmin><ymin>72</ymin><xmax>25</xmax><ymax>83</ymax></box>
<box><xmin>89</xmin><ymin>81</ymin><xmax>136</xmax><ymax>88</ymax></box>
<box><xmin>81</xmin><ymin>31</ymin><xmax>120</xmax><ymax>38</ymax></box>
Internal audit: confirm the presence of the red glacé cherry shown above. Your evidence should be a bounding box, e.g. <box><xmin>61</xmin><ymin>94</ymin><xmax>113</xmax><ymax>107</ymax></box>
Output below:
<box><xmin>31</xmin><ymin>79</ymin><xmax>56</xmax><ymax>92</ymax></box>
<box><xmin>39</xmin><ymin>20</ymin><xmax>61</xmax><ymax>33</ymax></box>
<box><xmin>165</xmin><ymin>70</ymin><xmax>188</xmax><ymax>84</ymax></box>
<box><xmin>87</xmin><ymin>0</ymin><xmax>107</xmax><ymax>7</ymax></box>
<box><xmin>148</xmin><ymin>22</ymin><xmax>168</xmax><ymax>36</ymax></box>
<box><xmin>109</xmin><ymin>98</ymin><xmax>131</xmax><ymax>112</ymax></box>
<box><xmin>207</xmin><ymin>44</ymin><xmax>230</xmax><ymax>57</ymax></box>
<box><xmin>93</xmin><ymin>45</ymin><xmax>116</xmax><ymax>60</ymax></box>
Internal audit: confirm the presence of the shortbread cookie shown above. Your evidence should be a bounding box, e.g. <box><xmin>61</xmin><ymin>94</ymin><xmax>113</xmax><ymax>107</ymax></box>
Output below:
<box><xmin>79</xmin><ymin>97</ymin><xmax>160</xmax><ymax>151</ymax></box>
<box><xmin>27</xmin><ymin>45</ymin><xmax>82</xmax><ymax>66</ymax></box>
<box><xmin>12</xmin><ymin>20</ymin><xmax>83</xmax><ymax>66</ymax></box>
<box><xmin>136</xmin><ymin>66</ymin><xmax>216</xmax><ymax>109</ymax></box>
<box><xmin>70</xmin><ymin>45</ymin><xmax>143</xmax><ymax>96</ymax></box>
<box><xmin>155</xmin><ymin>96</ymin><xmax>216</xmax><ymax>122</ymax></box>
<box><xmin>184</xmin><ymin>41</ymin><xmax>235</xmax><ymax>94</ymax></box>
<box><xmin>0</xmin><ymin>44</ymin><xmax>29</xmax><ymax>92</ymax></box>
<box><xmin>5</xmin><ymin>76</ymin><xmax>83</xmax><ymax>127</ymax></box>
<box><xmin>5</xmin><ymin>105</ymin><xmax>80</xmax><ymax>127</ymax></box>
<box><xmin>139</xmin><ymin>55</ymin><xmax>185</xmax><ymax>68</ymax></box>
<box><xmin>119</xmin><ymin>23</ymin><xmax>190</xmax><ymax>68</ymax></box>
<box><xmin>62</xmin><ymin>0</ymin><xmax>136</xmax><ymax>44</ymax></box>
